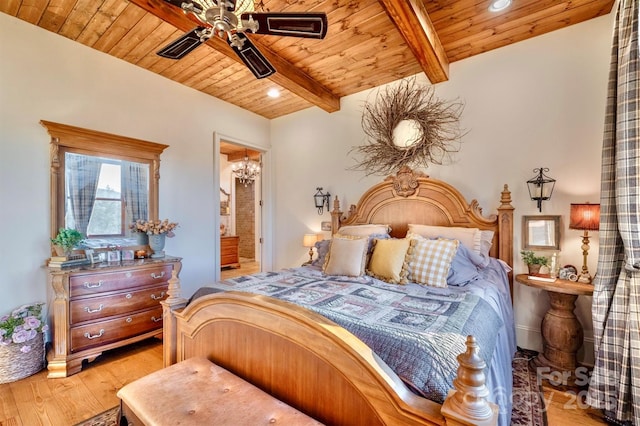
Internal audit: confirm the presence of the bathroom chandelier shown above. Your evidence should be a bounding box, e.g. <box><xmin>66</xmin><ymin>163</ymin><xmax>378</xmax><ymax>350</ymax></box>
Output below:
<box><xmin>232</xmin><ymin>151</ymin><xmax>260</xmax><ymax>186</ymax></box>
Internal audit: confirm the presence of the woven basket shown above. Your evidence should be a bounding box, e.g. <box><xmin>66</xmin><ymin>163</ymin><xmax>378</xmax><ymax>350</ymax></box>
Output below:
<box><xmin>0</xmin><ymin>333</ymin><xmax>45</xmax><ymax>384</ymax></box>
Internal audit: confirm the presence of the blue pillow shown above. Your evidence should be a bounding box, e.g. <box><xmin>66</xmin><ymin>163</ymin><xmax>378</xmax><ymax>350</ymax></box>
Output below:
<box><xmin>447</xmin><ymin>243</ymin><xmax>484</xmax><ymax>286</ymax></box>
<box><xmin>311</xmin><ymin>240</ymin><xmax>331</xmax><ymax>267</ymax></box>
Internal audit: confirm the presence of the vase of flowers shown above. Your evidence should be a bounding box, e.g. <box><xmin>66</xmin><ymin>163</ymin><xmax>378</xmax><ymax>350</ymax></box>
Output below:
<box><xmin>130</xmin><ymin>221</ymin><xmax>149</xmax><ymax>245</ymax></box>
<box><xmin>131</xmin><ymin>219</ymin><xmax>178</xmax><ymax>258</ymax></box>
<box><xmin>0</xmin><ymin>303</ymin><xmax>48</xmax><ymax>384</ymax></box>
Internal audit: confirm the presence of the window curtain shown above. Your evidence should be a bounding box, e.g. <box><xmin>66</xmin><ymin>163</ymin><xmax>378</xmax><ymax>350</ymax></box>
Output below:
<box><xmin>123</xmin><ymin>161</ymin><xmax>149</xmax><ymax>225</ymax></box>
<box><xmin>66</xmin><ymin>153</ymin><xmax>101</xmax><ymax>236</ymax></box>
<box><xmin>587</xmin><ymin>1</ymin><xmax>639</xmax><ymax>424</ymax></box>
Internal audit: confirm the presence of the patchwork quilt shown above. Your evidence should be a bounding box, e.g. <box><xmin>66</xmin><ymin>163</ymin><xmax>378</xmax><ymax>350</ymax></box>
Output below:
<box><xmin>190</xmin><ymin>268</ymin><xmax>503</xmax><ymax>403</ymax></box>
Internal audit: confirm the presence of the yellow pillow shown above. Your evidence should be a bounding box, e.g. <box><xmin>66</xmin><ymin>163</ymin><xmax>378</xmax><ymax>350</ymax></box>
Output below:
<box><xmin>366</xmin><ymin>238</ymin><xmax>411</xmax><ymax>284</ymax></box>
<box><xmin>323</xmin><ymin>236</ymin><xmax>368</xmax><ymax>277</ymax></box>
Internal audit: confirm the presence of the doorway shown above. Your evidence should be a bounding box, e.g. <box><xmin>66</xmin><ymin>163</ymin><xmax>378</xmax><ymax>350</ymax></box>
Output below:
<box><xmin>219</xmin><ymin>139</ymin><xmax>262</xmax><ymax>279</ymax></box>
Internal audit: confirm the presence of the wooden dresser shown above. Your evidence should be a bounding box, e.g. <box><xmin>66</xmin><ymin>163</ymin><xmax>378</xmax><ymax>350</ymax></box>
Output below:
<box><xmin>221</xmin><ymin>236</ymin><xmax>240</xmax><ymax>268</ymax></box>
<box><xmin>46</xmin><ymin>256</ymin><xmax>181</xmax><ymax>378</ymax></box>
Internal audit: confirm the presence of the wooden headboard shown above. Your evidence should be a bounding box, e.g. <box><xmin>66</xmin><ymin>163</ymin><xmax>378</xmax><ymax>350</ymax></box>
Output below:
<box><xmin>330</xmin><ymin>167</ymin><xmax>515</xmax><ymax>290</ymax></box>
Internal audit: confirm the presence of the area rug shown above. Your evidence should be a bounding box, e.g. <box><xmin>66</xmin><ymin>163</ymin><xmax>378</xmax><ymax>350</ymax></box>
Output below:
<box><xmin>512</xmin><ymin>347</ymin><xmax>548</xmax><ymax>426</ymax></box>
<box><xmin>76</xmin><ymin>350</ymin><xmax>547</xmax><ymax>426</ymax></box>
<box><xmin>74</xmin><ymin>406</ymin><xmax>120</xmax><ymax>426</ymax></box>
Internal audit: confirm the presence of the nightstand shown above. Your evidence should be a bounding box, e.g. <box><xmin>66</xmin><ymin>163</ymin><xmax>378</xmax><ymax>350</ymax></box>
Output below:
<box><xmin>515</xmin><ymin>274</ymin><xmax>594</xmax><ymax>386</ymax></box>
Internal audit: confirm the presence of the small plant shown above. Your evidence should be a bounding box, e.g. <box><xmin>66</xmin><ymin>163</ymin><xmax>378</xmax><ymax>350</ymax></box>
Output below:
<box><xmin>51</xmin><ymin>228</ymin><xmax>85</xmax><ymax>255</ymax></box>
<box><xmin>520</xmin><ymin>250</ymin><xmax>549</xmax><ymax>266</ymax></box>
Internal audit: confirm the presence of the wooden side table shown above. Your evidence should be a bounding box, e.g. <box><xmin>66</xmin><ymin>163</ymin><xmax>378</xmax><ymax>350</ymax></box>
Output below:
<box><xmin>515</xmin><ymin>274</ymin><xmax>594</xmax><ymax>385</ymax></box>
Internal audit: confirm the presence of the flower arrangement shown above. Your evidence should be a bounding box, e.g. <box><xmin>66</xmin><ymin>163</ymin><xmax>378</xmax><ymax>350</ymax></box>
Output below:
<box><xmin>130</xmin><ymin>219</ymin><xmax>178</xmax><ymax>237</ymax></box>
<box><xmin>0</xmin><ymin>303</ymin><xmax>48</xmax><ymax>352</ymax></box>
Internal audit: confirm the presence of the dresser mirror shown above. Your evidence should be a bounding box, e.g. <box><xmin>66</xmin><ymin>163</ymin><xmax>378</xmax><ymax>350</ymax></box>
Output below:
<box><xmin>42</xmin><ymin>121</ymin><xmax>168</xmax><ymax>251</ymax></box>
<box><xmin>522</xmin><ymin>215</ymin><xmax>561</xmax><ymax>251</ymax></box>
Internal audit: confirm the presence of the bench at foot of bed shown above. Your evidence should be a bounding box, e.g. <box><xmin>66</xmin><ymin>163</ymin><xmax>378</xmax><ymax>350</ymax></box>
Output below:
<box><xmin>117</xmin><ymin>356</ymin><xmax>323</xmax><ymax>425</ymax></box>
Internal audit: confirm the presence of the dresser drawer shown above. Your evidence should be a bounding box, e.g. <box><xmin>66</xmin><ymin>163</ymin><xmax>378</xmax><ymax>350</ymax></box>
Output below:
<box><xmin>69</xmin><ymin>285</ymin><xmax>168</xmax><ymax>325</ymax></box>
<box><xmin>70</xmin><ymin>307</ymin><xmax>163</xmax><ymax>353</ymax></box>
<box><xmin>69</xmin><ymin>265</ymin><xmax>172</xmax><ymax>297</ymax></box>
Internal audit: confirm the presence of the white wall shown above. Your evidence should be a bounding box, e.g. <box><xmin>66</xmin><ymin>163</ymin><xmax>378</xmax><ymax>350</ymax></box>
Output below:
<box><xmin>0</xmin><ymin>13</ymin><xmax>270</xmax><ymax>317</ymax></box>
<box><xmin>270</xmin><ymin>14</ymin><xmax>613</xmax><ymax>364</ymax></box>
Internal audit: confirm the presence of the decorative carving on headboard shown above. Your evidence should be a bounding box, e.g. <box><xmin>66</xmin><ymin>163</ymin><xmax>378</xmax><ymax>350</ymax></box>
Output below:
<box><xmin>385</xmin><ymin>166</ymin><xmax>427</xmax><ymax>197</ymax></box>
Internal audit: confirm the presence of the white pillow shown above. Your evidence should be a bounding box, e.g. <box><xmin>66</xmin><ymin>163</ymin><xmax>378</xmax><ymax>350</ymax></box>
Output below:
<box><xmin>408</xmin><ymin>224</ymin><xmax>482</xmax><ymax>255</ymax></box>
<box><xmin>480</xmin><ymin>230</ymin><xmax>494</xmax><ymax>257</ymax></box>
<box><xmin>336</xmin><ymin>224</ymin><xmax>391</xmax><ymax>237</ymax></box>
<box><xmin>406</xmin><ymin>238</ymin><xmax>459</xmax><ymax>288</ymax></box>
<box><xmin>323</xmin><ymin>236</ymin><xmax>368</xmax><ymax>277</ymax></box>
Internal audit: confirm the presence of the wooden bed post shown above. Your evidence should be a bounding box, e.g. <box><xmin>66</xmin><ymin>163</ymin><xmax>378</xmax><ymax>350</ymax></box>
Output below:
<box><xmin>497</xmin><ymin>184</ymin><xmax>515</xmax><ymax>299</ymax></box>
<box><xmin>161</xmin><ymin>262</ymin><xmax>187</xmax><ymax>368</ymax></box>
<box><xmin>441</xmin><ymin>336</ymin><xmax>498</xmax><ymax>426</ymax></box>
<box><xmin>330</xmin><ymin>196</ymin><xmax>342</xmax><ymax>235</ymax></box>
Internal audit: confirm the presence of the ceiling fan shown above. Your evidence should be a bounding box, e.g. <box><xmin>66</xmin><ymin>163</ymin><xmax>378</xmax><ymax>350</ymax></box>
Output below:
<box><xmin>158</xmin><ymin>0</ymin><xmax>328</xmax><ymax>79</ymax></box>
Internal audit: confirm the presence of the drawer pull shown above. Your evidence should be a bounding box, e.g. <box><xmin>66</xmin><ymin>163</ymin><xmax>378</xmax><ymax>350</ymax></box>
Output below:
<box><xmin>84</xmin><ymin>304</ymin><xmax>104</xmax><ymax>314</ymax></box>
<box><xmin>151</xmin><ymin>316</ymin><xmax>162</xmax><ymax>323</ymax></box>
<box><xmin>84</xmin><ymin>329</ymin><xmax>104</xmax><ymax>339</ymax></box>
<box><xmin>83</xmin><ymin>280</ymin><xmax>104</xmax><ymax>289</ymax></box>
<box><xmin>126</xmin><ymin>317</ymin><xmax>132</xmax><ymax>323</ymax></box>
<box><xmin>150</xmin><ymin>292</ymin><xmax>165</xmax><ymax>300</ymax></box>
<box><xmin>125</xmin><ymin>293</ymin><xmax>132</xmax><ymax>299</ymax></box>
<box><xmin>151</xmin><ymin>271</ymin><xmax>165</xmax><ymax>279</ymax></box>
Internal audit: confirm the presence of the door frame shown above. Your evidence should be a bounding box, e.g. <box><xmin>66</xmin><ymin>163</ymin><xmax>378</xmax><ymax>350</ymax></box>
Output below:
<box><xmin>212</xmin><ymin>132</ymin><xmax>272</xmax><ymax>281</ymax></box>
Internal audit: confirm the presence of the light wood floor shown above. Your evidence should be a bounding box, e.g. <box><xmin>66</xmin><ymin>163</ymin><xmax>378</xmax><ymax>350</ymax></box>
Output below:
<box><xmin>0</xmin><ymin>337</ymin><xmax>607</xmax><ymax>425</ymax></box>
<box><xmin>0</xmin><ymin>338</ymin><xmax>162</xmax><ymax>425</ymax></box>
<box><xmin>221</xmin><ymin>257</ymin><xmax>260</xmax><ymax>280</ymax></box>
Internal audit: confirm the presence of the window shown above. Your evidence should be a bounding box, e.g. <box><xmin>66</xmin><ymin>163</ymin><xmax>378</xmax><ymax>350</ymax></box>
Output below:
<box><xmin>43</xmin><ymin>120</ymin><xmax>166</xmax><ymax>250</ymax></box>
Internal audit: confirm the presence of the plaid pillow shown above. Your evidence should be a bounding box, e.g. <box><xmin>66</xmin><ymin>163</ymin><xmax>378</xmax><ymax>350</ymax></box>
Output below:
<box><xmin>407</xmin><ymin>238</ymin><xmax>459</xmax><ymax>287</ymax></box>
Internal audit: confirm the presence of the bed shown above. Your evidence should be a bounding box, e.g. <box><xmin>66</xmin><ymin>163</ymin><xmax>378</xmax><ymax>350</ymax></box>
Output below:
<box><xmin>161</xmin><ymin>167</ymin><xmax>516</xmax><ymax>426</ymax></box>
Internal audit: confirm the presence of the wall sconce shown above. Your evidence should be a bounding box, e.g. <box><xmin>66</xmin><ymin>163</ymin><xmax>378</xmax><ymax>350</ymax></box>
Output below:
<box><xmin>314</xmin><ymin>187</ymin><xmax>331</xmax><ymax>215</ymax></box>
<box><xmin>302</xmin><ymin>234</ymin><xmax>318</xmax><ymax>265</ymax></box>
<box><xmin>526</xmin><ymin>167</ymin><xmax>555</xmax><ymax>212</ymax></box>
<box><xmin>569</xmin><ymin>203</ymin><xmax>600</xmax><ymax>283</ymax></box>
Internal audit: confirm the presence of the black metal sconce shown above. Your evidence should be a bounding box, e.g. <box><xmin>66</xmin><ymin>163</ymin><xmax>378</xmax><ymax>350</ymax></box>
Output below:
<box><xmin>314</xmin><ymin>187</ymin><xmax>331</xmax><ymax>215</ymax></box>
<box><xmin>526</xmin><ymin>167</ymin><xmax>555</xmax><ymax>212</ymax></box>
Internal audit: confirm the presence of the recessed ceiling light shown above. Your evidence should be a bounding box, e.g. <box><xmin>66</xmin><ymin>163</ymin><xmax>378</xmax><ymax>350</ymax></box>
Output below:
<box><xmin>488</xmin><ymin>0</ymin><xmax>512</xmax><ymax>12</ymax></box>
<box><xmin>267</xmin><ymin>88</ymin><xmax>281</xmax><ymax>98</ymax></box>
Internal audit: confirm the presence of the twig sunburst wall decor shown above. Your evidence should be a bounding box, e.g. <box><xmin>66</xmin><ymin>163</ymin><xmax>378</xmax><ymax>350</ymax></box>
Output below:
<box><xmin>350</xmin><ymin>77</ymin><xmax>466</xmax><ymax>176</ymax></box>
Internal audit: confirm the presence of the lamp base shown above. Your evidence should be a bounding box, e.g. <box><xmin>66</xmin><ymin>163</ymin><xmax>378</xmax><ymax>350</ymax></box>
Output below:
<box><xmin>577</xmin><ymin>272</ymin><xmax>592</xmax><ymax>284</ymax></box>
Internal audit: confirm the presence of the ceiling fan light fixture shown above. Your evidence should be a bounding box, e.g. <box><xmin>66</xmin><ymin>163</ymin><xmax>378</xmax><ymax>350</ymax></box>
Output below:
<box><xmin>267</xmin><ymin>88</ymin><xmax>281</xmax><ymax>98</ymax></box>
<box><xmin>488</xmin><ymin>0</ymin><xmax>512</xmax><ymax>12</ymax></box>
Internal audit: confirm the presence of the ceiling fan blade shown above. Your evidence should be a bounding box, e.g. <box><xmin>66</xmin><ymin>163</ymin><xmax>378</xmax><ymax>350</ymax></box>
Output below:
<box><xmin>241</xmin><ymin>12</ymin><xmax>328</xmax><ymax>39</ymax></box>
<box><xmin>157</xmin><ymin>27</ymin><xmax>206</xmax><ymax>60</ymax></box>
<box><xmin>223</xmin><ymin>0</ymin><xmax>237</xmax><ymax>12</ymax></box>
<box><xmin>162</xmin><ymin>0</ymin><xmax>204</xmax><ymax>14</ymax></box>
<box><xmin>228</xmin><ymin>33</ymin><xmax>275</xmax><ymax>79</ymax></box>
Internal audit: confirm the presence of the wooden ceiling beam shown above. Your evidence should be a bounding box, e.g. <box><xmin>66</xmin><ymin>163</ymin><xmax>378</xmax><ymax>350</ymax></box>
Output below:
<box><xmin>128</xmin><ymin>0</ymin><xmax>340</xmax><ymax>113</ymax></box>
<box><xmin>378</xmin><ymin>0</ymin><xmax>449</xmax><ymax>83</ymax></box>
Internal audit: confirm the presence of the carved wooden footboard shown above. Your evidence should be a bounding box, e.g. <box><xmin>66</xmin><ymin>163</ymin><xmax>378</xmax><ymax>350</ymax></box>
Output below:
<box><xmin>161</xmin><ymin>288</ymin><xmax>498</xmax><ymax>425</ymax></box>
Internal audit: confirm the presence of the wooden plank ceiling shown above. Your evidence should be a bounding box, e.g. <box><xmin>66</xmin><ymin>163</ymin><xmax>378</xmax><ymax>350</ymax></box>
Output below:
<box><xmin>2</xmin><ymin>0</ymin><xmax>613</xmax><ymax>119</ymax></box>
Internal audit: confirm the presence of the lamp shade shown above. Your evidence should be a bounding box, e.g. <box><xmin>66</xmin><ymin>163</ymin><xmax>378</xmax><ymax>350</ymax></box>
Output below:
<box><xmin>303</xmin><ymin>234</ymin><xmax>318</xmax><ymax>248</ymax></box>
<box><xmin>569</xmin><ymin>203</ymin><xmax>600</xmax><ymax>231</ymax></box>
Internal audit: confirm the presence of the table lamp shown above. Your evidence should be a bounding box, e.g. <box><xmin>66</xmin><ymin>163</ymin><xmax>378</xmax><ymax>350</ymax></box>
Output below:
<box><xmin>569</xmin><ymin>203</ymin><xmax>600</xmax><ymax>283</ymax></box>
<box><xmin>303</xmin><ymin>234</ymin><xmax>318</xmax><ymax>265</ymax></box>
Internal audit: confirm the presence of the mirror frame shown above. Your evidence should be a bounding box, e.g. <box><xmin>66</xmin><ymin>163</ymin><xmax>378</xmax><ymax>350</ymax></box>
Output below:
<box><xmin>522</xmin><ymin>215</ymin><xmax>561</xmax><ymax>251</ymax></box>
<box><xmin>42</xmin><ymin>120</ymin><xmax>168</xmax><ymax>250</ymax></box>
